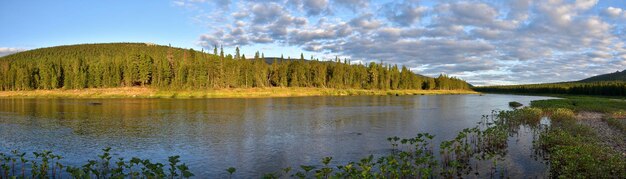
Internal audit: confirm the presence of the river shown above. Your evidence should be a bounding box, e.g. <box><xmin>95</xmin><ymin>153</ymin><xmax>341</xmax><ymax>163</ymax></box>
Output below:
<box><xmin>0</xmin><ymin>94</ymin><xmax>555</xmax><ymax>178</ymax></box>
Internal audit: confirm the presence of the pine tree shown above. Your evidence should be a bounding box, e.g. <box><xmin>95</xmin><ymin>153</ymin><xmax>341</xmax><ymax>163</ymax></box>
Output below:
<box><xmin>220</xmin><ymin>45</ymin><xmax>224</xmax><ymax>60</ymax></box>
<box><xmin>0</xmin><ymin>43</ymin><xmax>471</xmax><ymax>92</ymax></box>
<box><xmin>235</xmin><ymin>46</ymin><xmax>240</xmax><ymax>60</ymax></box>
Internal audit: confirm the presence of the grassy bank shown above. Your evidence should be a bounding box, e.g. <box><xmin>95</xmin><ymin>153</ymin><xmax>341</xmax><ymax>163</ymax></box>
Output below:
<box><xmin>0</xmin><ymin>87</ymin><xmax>478</xmax><ymax>99</ymax></box>
<box><xmin>528</xmin><ymin>97</ymin><xmax>626</xmax><ymax>178</ymax></box>
<box><xmin>531</xmin><ymin>96</ymin><xmax>626</xmax><ymax>113</ymax></box>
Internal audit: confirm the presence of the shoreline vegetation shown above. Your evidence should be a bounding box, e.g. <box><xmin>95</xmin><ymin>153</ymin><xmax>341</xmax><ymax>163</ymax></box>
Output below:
<box><xmin>529</xmin><ymin>97</ymin><xmax>626</xmax><ymax>177</ymax></box>
<box><xmin>0</xmin><ymin>87</ymin><xmax>478</xmax><ymax>99</ymax></box>
<box><xmin>474</xmin><ymin>81</ymin><xmax>626</xmax><ymax>97</ymax></box>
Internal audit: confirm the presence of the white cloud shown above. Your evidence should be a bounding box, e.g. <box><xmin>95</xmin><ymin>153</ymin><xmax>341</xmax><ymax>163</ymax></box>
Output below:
<box><xmin>605</xmin><ymin>7</ymin><xmax>622</xmax><ymax>17</ymax></box>
<box><xmin>604</xmin><ymin>6</ymin><xmax>626</xmax><ymax>19</ymax></box>
<box><xmin>0</xmin><ymin>47</ymin><xmax>26</xmax><ymax>57</ymax></box>
<box><xmin>182</xmin><ymin>0</ymin><xmax>625</xmax><ymax>85</ymax></box>
<box><xmin>382</xmin><ymin>1</ymin><xmax>427</xmax><ymax>26</ymax></box>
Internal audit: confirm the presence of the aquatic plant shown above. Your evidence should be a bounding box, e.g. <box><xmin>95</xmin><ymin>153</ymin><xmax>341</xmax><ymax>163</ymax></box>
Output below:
<box><xmin>226</xmin><ymin>167</ymin><xmax>236</xmax><ymax>179</ymax></box>
<box><xmin>537</xmin><ymin>123</ymin><xmax>625</xmax><ymax>178</ymax></box>
<box><xmin>0</xmin><ymin>148</ymin><xmax>194</xmax><ymax>179</ymax></box>
<box><xmin>497</xmin><ymin>107</ymin><xmax>543</xmax><ymax>125</ymax></box>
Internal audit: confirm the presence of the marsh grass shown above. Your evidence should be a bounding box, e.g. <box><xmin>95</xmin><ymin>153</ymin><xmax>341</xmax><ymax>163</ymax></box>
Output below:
<box><xmin>549</xmin><ymin>108</ymin><xmax>575</xmax><ymax>123</ymax></box>
<box><xmin>531</xmin><ymin>96</ymin><xmax>626</xmax><ymax>113</ymax></box>
<box><xmin>530</xmin><ymin>98</ymin><xmax>626</xmax><ymax>178</ymax></box>
<box><xmin>498</xmin><ymin>107</ymin><xmax>543</xmax><ymax>125</ymax></box>
<box><xmin>536</xmin><ymin>122</ymin><xmax>625</xmax><ymax>178</ymax></box>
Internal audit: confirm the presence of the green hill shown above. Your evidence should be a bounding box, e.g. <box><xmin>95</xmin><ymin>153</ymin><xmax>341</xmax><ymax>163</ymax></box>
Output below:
<box><xmin>0</xmin><ymin>43</ymin><xmax>470</xmax><ymax>91</ymax></box>
<box><xmin>473</xmin><ymin>69</ymin><xmax>626</xmax><ymax>96</ymax></box>
<box><xmin>579</xmin><ymin>70</ymin><xmax>626</xmax><ymax>82</ymax></box>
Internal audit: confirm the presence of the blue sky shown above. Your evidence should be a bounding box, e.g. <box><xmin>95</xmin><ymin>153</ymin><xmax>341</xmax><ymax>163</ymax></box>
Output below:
<box><xmin>1</xmin><ymin>0</ymin><xmax>625</xmax><ymax>85</ymax></box>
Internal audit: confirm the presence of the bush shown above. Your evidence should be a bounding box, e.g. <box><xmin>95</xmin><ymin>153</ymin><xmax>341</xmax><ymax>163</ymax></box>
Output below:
<box><xmin>508</xmin><ymin>101</ymin><xmax>523</xmax><ymax>108</ymax></box>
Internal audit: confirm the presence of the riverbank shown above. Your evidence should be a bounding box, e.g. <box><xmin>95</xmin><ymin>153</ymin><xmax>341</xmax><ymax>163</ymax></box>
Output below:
<box><xmin>528</xmin><ymin>97</ymin><xmax>626</xmax><ymax>177</ymax></box>
<box><xmin>0</xmin><ymin>87</ymin><xmax>478</xmax><ymax>98</ymax></box>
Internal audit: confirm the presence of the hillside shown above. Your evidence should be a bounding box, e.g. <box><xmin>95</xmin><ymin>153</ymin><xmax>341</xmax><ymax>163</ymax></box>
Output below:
<box><xmin>474</xmin><ymin>70</ymin><xmax>626</xmax><ymax>96</ymax></box>
<box><xmin>579</xmin><ymin>70</ymin><xmax>626</xmax><ymax>82</ymax></box>
<box><xmin>0</xmin><ymin>43</ymin><xmax>470</xmax><ymax>91</ymax></box>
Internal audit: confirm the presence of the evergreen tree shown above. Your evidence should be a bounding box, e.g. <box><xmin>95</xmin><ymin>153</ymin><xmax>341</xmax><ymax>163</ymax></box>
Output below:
<box><xmin>235</xmin><ymin>46</ymin><xmax>240</xmax><ymax>60</ymax></box>
<box><xmin>0</xmin><ymin>43</ymin><xmax>471</xmax><ymax>91</ymax></box>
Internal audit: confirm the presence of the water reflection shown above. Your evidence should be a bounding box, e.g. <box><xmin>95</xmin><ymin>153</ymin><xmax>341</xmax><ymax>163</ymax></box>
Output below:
<box><xmin>0</xmin><ymin>94</ymin><xmax>554</xmax><ymax>177</ymax></box>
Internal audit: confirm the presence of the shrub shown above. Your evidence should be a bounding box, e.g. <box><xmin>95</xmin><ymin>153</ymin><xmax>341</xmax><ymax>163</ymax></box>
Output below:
<box><xmin>508</xmin><ymin>101</ymin><xmax>523</xmax><ymax>108</ymax></box>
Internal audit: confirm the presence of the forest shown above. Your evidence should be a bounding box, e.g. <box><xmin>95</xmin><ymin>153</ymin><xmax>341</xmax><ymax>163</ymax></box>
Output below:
<box><xmin>474</xmin><ymin>81</ymin><xmax>626</xmax><ymax>96</ymax></box>
<box><xmin>0</xmin><ymin>43</ymin><xmax>470</xmax><ymax>91</ymax></box>
<box><xmin>579</xmin><ymin>70</ymin><xmax>626</xmax><ymax>82</ymax></box>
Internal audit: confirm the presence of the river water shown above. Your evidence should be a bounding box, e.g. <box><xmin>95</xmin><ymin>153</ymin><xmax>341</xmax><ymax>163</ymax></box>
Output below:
<box><xmin>0</xmin><ymin>94</ymin><xmax>555</xmax><ymax>178</ymax></box>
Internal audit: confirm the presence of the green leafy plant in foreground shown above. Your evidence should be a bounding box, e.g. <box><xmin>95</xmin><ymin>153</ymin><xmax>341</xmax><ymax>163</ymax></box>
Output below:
<box><xmin>0</xmin><ymin>148</ymin><xmax>194</xmax><ymax>179</ymax></box>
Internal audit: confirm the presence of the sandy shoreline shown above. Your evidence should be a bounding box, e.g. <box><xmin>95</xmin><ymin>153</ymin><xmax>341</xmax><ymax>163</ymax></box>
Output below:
<box><xmin>0</xmin><ymin>87</ymin><xmax>479</xmax><ymax>99</ymax></box>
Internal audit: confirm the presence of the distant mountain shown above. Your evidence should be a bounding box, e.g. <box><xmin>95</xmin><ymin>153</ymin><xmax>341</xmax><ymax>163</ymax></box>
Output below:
<box><xmin>579</xmin><ymin>70</ymin><xmax>626</xmax><ymax>82</ymax></box>
<box><xmin>474</xmin><ymin>69</ymin><xmax>626</xmax><ymax>96</ymax></box>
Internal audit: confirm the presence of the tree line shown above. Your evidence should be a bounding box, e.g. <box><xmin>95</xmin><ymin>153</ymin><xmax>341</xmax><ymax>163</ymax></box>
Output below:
<box><xmin>474</xmin><ymin>81</ymin><xmax>626</xmax><ymax>96</ymax></box>
<box><xmin>0</xmin><ymin>43</ymin><xmax>470</xmax><ymax>91</ymax></box>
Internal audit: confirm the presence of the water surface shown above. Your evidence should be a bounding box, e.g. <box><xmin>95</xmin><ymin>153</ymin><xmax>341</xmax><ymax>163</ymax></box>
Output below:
<box><xmin>0</xmin><ymin>94</ymin><xmax>554</xmax><ymax>177</ymax></box>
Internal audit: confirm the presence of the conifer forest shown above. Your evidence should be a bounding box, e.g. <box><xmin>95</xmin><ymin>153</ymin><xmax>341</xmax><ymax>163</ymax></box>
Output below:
<box><xmin>0</xmin><ymin>43</ymin><xmax>470</xmax><ymax>91</ymax></box>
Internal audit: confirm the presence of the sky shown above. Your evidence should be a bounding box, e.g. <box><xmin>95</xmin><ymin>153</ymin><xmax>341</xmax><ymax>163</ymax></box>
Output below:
<box><xmin>1</xmin><ymin>0</ymin><xmax>625</xmax><ymax>86</ymax></box>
